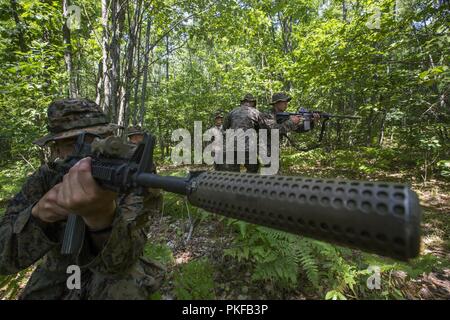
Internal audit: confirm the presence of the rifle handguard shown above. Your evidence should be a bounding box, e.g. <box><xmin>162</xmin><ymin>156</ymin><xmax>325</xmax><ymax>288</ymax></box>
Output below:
<box><xmin>187</xmin><ymin>171</ymin><xmax>421</xmax><ymax>261</ymax></box>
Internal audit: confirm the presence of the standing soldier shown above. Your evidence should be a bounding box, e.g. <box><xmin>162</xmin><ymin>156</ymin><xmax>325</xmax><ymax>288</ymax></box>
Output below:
<box><xmin>260</xmin><ymin>92</ymin><xmax>320</xmax><ymax>173</ymax></box>
<box><xmin>125</xmin><ymin>125</ymin><xmax>164</xmax><ymax>231</ymax></box>
<box><xmin>220</xmin><ymin>93</ymin><xmax>302</xmax><ymax>173</ymax></box>
<box><xmin>127</xmin><ymin>125</ymin><xmax>145</xmax><ymax>145</ymax></box>
<box><xmin>265</xmin><ymin>92</ymin><xmax>320</xmax><ymax>133</ymax></box>
<box><xmin>0</xmin><ymin>98</ymin><xmax>164</xmax><ymax>299</ymax></box>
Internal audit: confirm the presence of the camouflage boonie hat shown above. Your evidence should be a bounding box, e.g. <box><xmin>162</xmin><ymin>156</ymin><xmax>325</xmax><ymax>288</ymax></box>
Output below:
<box><xmin>241</xmin><ymin>93</ymin><xmax>257</xmax><ymax>103</ymax></box>
<box><xmin>269</xmin><ymin>92</ymin><xmax>292</xmax><ymax>105</ymax></box>
<box><xmin>214</xmin><ymin>111</ymin><xmax>224</xmax><ymax>119</ymax></box>
<box><xmin>127</xmin><ymin>126</ymin><xmax>144</xmax><ymax>136</ymax></box>
<box><xmin>33</xmin><ymin>98</ymin><xmax>120</xmax><ymax>147</ymax></box>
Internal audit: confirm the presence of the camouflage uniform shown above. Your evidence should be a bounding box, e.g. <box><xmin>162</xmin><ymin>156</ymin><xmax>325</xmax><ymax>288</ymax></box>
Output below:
<box><xmin>125</xmin><ymin>125</ymin><xmax>164</xmax><ymax>227</ymax></box>
<box><xmin>220</xmin><ymin>94</ymin><xmax>298</xmax><ymax>173</ymax></box>
<box><xmin>0</xmin><ymin>99</ymin><xmax>164</xmax><ymax>300</ymax></box>
<box><xmin>261</xmin><ymin>92</ymin><xmax>316</xmax><ymax>150</ymax></box>
<box><xmin>209</xmin><ymin>112</ymin><xmax>224</xmax><ymax>171</ymax></box>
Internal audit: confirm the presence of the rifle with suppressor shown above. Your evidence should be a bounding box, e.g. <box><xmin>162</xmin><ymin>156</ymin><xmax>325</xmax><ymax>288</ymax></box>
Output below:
<box><xmin>53</xmin><ymin>132</ymin><xmax>421</xmax><ymax>261</ymax></box>
<box><xmin>276</xmin><ymin>108</ymin><xmax>361</xmax><ymax>150</ymax></box>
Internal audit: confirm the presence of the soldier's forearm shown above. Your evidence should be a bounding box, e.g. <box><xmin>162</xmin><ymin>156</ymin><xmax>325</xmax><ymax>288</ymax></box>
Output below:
<box><xmin>0</xmin><ymin>206</ymin><xmax>59</xmax><ymax>274</ymax></box>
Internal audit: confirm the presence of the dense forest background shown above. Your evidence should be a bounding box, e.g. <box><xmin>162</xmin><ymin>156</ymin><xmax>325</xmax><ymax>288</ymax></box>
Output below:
<box><xmin>0</xmin><ymin>0</ymin><xmax>449</xmax><ymax>299</ymax></box>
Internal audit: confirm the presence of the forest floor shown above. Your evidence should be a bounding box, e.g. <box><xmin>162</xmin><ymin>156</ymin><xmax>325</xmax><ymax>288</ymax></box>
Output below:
<box><xmin>1</xmin><ymin>160</ymin><xmax>449</xmax><ymax>300</ymax></box>
<box><xmin>142</xmin><ymin>163</ymin><xmax>450</xmax><ymax>300</ymax></box>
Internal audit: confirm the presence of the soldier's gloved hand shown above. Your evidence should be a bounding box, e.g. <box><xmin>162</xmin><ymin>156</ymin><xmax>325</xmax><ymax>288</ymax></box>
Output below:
<box><xmin>290</xmin><ymin>115</ymin><xmax>302</xmax><ymax>125</ymax></box>
<box><xmin>56</xmin><ymin>157</ymin><xmax>117</xmax><ymax>230</ymax></box>
<box><xmin>31</xmin><ymin>183</ymin><xmax>71</xmax><ymax>223</ymax></box>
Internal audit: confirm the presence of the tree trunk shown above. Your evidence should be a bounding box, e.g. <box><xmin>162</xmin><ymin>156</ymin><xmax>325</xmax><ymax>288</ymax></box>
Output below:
<box><xmin>132</xmin><ymin>12</ymin><xmax>143</xmax><ymax>126</ymax></box>
<box><xmin>118</xmin><ymin>0</ymin><xmax>142</xmax><ymax>130</ymax></box>
<box><xmin>10</xmin><ymin>0</ymin><xmax>27</xmax><ymax>52</ymax></box>
<box><xmin>62</xmin><ymin>0</ymin><xmax>77</xmax><ymax>98</ymax></box>
<box><xmin>342</xmin><ymin>0</ymin><xmax>348</xmax><ymax>22</ymax></box>
<box><xmin>139</xmin><ymin>17</ymin><xmax>152</xmax><ymax>126</ymax></box>
<box><xmin>100</xmin><ymin>0</ymin><xmax>111</xmax><ymax>114</ymax></box>
<box><xmin>110</xmin><ymin>0</ymin><xmax>121</xmax><ymax>122</ymax></box>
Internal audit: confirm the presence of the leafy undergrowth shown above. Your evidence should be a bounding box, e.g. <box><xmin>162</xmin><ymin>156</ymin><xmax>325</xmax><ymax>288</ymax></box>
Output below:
<box><xmin>1</xmin><ymin>150</ymin><xmax>449</xmax><ymax>300</ymax></box>
<box><xmin>0</xmin><ymin>160</ymin><xmax>39</xmax><ymax>216</ymax></box>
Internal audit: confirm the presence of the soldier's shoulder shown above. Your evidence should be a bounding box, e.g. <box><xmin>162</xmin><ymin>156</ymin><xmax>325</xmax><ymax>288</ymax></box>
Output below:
<box><xmin>259</xmin><ymin>107</ymin><xmax>274</xmax><ymax>115</ymax></box>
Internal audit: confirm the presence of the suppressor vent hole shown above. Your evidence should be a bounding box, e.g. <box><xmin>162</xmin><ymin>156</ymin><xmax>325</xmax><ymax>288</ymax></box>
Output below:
<box><xmin>376</xmin><ymin>203</ymin><xmax>389</xmax><ymax>214</ymax></box>
<box><xmin>332</xmin><ymin>225</ymin><xmax>341</xmax><ymax>233</ymax></box>
<box><xmin>394</xmin><ymin>237</ymin><xmax>405</xmax><ymax>247</ymax></box>
<box><xmin>347</xmin><ymin>200</ymin><xmax>357</xmax><ymax>209</ymax></box>
<box><xmin>376</xmin><ymin>234</ymin><xmax>387</xmax><ymax>243</ymax></box>
<box><xmin>362</xmin><ymin>202</ymin><xmax>372</xmax><ymax>212</ymax></box>
<box><xmin>361</xmin><ymin>231</ymin><xmax>370</xmax><ymax>239</ymax></box>
<box><xmin>394</xmin><ymin>193</ymin><xmax>405</xmax><ymax>201</ymax></box>
<box><xmin>333</xmin><ymin>199</ymin><xmax>343</xmax><ymax>208</ymax></box>
<box><xmin>320</xmin><ymin>223</ymin><xmax>329</xmax><ymax>231</ymax></box>
<box><xmin>377</xmin><ymin>191</ymin><xmax>388</xmax><ymax>199</ymax></box>
<box><xmin>363</xmin><ymin>190</ymin><xmax>372</xmax><ymax>197</ymax></box>
<box><xmin>345</xmin><ymin>228</ymin><xmax>355</xmax><ymax>236</ymax></box>
<box><xmin>394</xmin><ymin>205</ymin><xmax>405</xmax><ymax>216</ymax></box>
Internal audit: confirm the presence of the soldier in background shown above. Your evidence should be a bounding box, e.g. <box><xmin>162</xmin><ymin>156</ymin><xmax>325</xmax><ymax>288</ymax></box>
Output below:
<box><xmin>220</xmin><ymin>93</ymin><xmax>301</xmax><ymax>173</ymax></box>
<box><xmin>125</xmin><ymin>125</ymin><xmax>164</xmax><ymax>233</ymax></box>
<box><xmin>209</xmin><ymin>112</ymin><xmax>224</xmax><ymax>171</ymax></box>
<box><xmin>260</xmin><ymin>92</ymin><xmax>320</xmax><ymax>173</ymax></box>
<box><xmin>0</xmin><ymin>98</ymin><xmax>164</xmax><ymax>299</ymax></box>
<box><xmin>127</xmin><ymin>126</ymin><xmax>146</xmax><ymax>145</ymax></box>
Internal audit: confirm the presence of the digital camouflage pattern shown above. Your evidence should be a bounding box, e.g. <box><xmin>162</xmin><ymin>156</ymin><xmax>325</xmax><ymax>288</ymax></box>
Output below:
<box><xmin>218</xmin><ymin>103</ymin><xmax>299</xmax><ymax>173</ymax></box>
<box><xmin>269</xmin><ymin>92</ymin><xmax>292</xmax><ymax>104</ymax></box>
<box><xmin>240</xmin><ymin>93</ymin><xmax>257</xmax><ymax>103</ymax></box>
<box><xmin>0</xmin><ymin>164</ymin><xmax>164</xmax><ymax>299</ymax></box>
<box><xmin>127</xmin><ymin>126</ymin><xmax>144</xmax><ymax>137</ymax></box>
<box><xmin>33</xmin><ymin>98</ymin><xmax>120</xmax><ymax>147</ymax></box>
<box><xmin>222</xmin><ymin>103</ymin><xmax>299</xmax><ymax>148</ymax></box>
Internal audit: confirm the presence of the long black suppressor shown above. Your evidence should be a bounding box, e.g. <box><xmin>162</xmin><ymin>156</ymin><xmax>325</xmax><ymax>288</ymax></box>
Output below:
<box><xmin>138</xmin><ymin>171</ymin><xmax>421</xmax><ymax>261</ymax></box>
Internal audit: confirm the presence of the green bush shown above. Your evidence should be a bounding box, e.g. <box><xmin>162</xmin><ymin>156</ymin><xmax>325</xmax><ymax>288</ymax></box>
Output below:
<box><xmin>173</xmin><ymin>259</ymin><xmax>216</xmax><ymax>300</ymax></box>
<box><xmin>143</xmin><ymin>243</ymin><xmax>174</xmax><ymax>266</ymax></box>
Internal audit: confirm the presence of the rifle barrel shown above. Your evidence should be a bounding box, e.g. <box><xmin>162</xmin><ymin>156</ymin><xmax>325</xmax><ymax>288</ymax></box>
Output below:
<box><xmin>134</xmin><ymin>170</ymin><xmax>421</xmax><ymax>261</ymax></box>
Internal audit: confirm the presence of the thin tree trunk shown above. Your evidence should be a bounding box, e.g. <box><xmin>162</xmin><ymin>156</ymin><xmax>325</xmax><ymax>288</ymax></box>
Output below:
<box><xmin>10</xmin><ymin>0</ymin><xmax>27</xmax><ymax>52</ymax></box>
<box><xmin>119</xmin><ymin>0</ymin><xmax>142</xmax><ymax>129</ymax></box>
<box><xmin>132</xmin><ymin>13</ymin><xmax>143</xmax><ymax>126</ymax></box>
<box><xmin>110</xmin><ymin>0</ymin><xmax>121</xmax><ymax>122</ymax></box>
<box><xmin>95</xmin><ymin>60</ymin><xmax>103</xmax><ymax>105</ymax></box>
<box><xmin>139</xmin><ymin>17</ymin><xmax>152</xmax><ymax>126</ymax></box>
<box><xmin>62</xmin><ymin>0</ymin><xmax>77</xmax><ymax>98</ymax></box>
<box><xmin>342</xmin><ymin>0</ymin><xmax>348</xmax><ymax>22</ymax></box>
<box><xmin>101</xmin><ymin>0</ymin><xmax>111</xmax><ymax>116</ymax></box>
<box><xmin>378</xmin><ymin>110</ymin><xmax>386</xmax><ymax>146</ymax></box>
